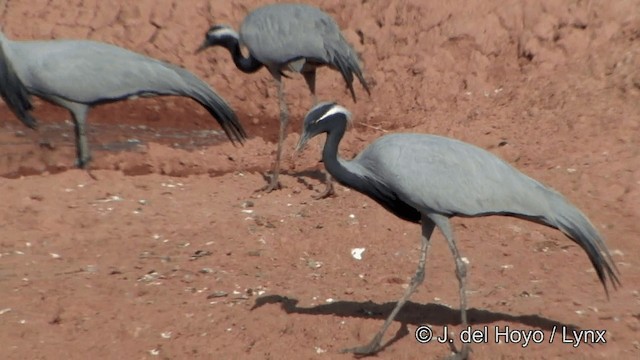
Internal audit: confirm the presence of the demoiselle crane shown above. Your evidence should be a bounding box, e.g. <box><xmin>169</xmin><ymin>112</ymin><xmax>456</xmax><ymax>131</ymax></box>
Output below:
<box><xmin>197</xmin><ymin>3</ymin><xmax>370</xmax><ymax>197</ymax></box>
<box><xmin>295</xmin><ymin>102</ymin><xmax>620</xmax><ymax>358</ymax></box>
<box><xmin>0</xmin><ymin>30</ymin><xmax>246</xmax><ymax>168</ymax></box>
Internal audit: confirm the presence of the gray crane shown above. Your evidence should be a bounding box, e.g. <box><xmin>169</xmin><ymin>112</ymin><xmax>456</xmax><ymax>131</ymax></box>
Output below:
<box><xmin>0</xmin><ymin>30</ymin><xmax>246</xmax><ymax>168</ymax></box>
<box><xmin>196</xmin><ymin>3</ymin><xmax>370</xmax><ymax>198</ymax></box>
<box><xmin>295</xmin><ymin>102</ymin><xmax>620</xmax><ymax>358</ymax></box>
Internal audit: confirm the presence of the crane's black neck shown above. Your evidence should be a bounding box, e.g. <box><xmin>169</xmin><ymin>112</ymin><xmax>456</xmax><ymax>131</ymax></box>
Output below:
<box><xmin>225</xmin><ymin>38</ymin><xmax>263</xmax><ymax>74</ymax></box>
<box><xmin>320</xmin><ymin>120</ymin><xmax>367</xmax><ymax>193</ymax></box>
<box><xmin>320</xmin><ymin>119</ymin><xmax>422</xmax><ymax>224</ymax></box>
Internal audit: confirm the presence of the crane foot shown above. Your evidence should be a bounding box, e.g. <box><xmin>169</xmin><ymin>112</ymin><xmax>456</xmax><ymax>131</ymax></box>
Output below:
<box><xmin>445</xmin><ymin>343</ymin><xmax>471</xmax><ymax>360</ymax></box>
<box><xmin>340</xmin><ymin>339</ymin><xmax>382</xmax><ymax>357</ymax></box>
<box><xmin>74</xmin><ymin>156</ymin><xmax>92</xmax><ymax>169</ymax></box>
<box><xmin>257</xmin><ymin>176</ymin><xmax>282</xmax><ymax>193</ymax></box>
<box><xmin>312</xmin><ymin>182</ymin><xmax>334</xmax><ymax>200</ymax></box>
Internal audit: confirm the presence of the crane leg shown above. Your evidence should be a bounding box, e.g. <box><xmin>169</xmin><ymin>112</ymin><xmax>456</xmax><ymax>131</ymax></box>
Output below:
<box><xmin>341</xmin><ymin>216</ymin><xmax>435</xmax><ymax>355</ymax></box>
<box><xmin>302</xmin><ymin>70</ymin><xmax>334</xmax><ymax>199</ymax></box>
<box><xmin>65</xmin><ymin>102</ymin><xmax>91</xmax><ymax>168</ymax></box>
<box><xmin>312</xmin><ymin>172</ymin><xmax>335</xmax><ymax>199</ymax></box>
<box><xmin>260</xmin><ymin>78</ymin><xmax>287</xmax><ymax>193</ymax></box>
<box><xmin>429</xmin><ymin>214</ymin><xmax>470</xmax><ymax>360</ymax></box>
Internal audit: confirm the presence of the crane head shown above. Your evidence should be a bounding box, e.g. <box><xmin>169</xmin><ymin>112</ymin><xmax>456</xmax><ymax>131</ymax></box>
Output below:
<box><xmin>196</xmin><ymin>25</ymin><xmax>239</xmax><ymax>53</ymax></box>
<box><xmin>295</xmin><ymin>102</ymin><xmax>352</xmax><ymax>155</ymax></box>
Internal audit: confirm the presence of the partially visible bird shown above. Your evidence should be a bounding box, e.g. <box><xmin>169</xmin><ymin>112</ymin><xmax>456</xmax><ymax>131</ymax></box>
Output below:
<box><xmin>296</xmin><ymin>102</ymin><xmax>620</xmax><ymax>358</ymax></box>
<box><xmin>197</xmin><ymin>3</ymin><xmax>370</xmax><ymax>197</ymax></box>
<box><xmin>0</xmin><ymin>30</ymin><xmax>246</xmax><ymax>168</ymax></box>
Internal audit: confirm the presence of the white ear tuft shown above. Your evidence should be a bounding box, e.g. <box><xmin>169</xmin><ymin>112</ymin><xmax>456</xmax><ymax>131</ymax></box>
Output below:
<box><xmin>317</xmin><ymin>104</ymin><xmax>352</xmax><ymax>123</ymax></box>
<box><xmin>209</xmin><ymin>27</ymin><xmax>239</xmax><ymax>39</ymax></box>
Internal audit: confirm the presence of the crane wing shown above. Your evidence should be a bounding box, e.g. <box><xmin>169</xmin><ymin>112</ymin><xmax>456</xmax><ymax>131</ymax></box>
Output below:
<box><xmin>11</xmin><ymin>39</ymin><xmax>245</xmax><ymax>144</ymax></box>
<box><xmin>354</xmin><ymin>132</ymin><xmax>619</xmax><ymax>292</ymax></box>
<box><xmin>356</xmin><ymin>133</ymin><xmax>554</xmax><ymax>219</ymax></box>
<box><xmin>240</xmin><ymin>4</ymin><xmax>334</xmax><ymax>66</ymax></box>
<box><xmin>240</xmin><ymin>4</ymin><xmax>369</xmax><ymax>99</ymax></box>
<box><xmin>13</xmin><ymin>40</ymin><xmax>197</xmax><ymax>104</ymax></box>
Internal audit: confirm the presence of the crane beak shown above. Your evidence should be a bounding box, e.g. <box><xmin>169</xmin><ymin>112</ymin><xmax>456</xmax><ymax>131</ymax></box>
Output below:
<box><xmin>295</xmin><ymin>133</ymin><xmax>311</xmax><ymax>156</ymax></box>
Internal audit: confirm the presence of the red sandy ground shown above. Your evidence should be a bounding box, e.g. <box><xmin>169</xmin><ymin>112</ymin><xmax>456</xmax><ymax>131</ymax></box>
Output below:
<box><xmin>0</xmin><ymin>1</ymin><xmax>639</xmax><ymax>359</ymax></box>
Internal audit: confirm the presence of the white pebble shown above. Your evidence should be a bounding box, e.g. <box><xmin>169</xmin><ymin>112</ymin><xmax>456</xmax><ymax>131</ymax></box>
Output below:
<box><xmin>351</xmin><ymin>248</ymin><xmax>366</xmax><ymax>260</ymax></box>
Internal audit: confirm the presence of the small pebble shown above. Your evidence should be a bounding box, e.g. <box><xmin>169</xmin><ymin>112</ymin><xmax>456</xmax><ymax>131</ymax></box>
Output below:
<box><xmin>207</xmin><ymin>291</ymin><xmax>228</xmax><ymax>299</ymax></box>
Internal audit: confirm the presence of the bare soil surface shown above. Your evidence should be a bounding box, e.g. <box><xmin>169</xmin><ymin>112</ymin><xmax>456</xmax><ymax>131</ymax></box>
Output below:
<box><xmin>1</xmin><ymin>1</ymin><xmax>639</xmax><ymax>359</ymax></box>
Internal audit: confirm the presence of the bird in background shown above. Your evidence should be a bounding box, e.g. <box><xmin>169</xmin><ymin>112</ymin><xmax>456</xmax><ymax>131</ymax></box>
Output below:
<box><xmin>0</xmin><ymin>30</ymin><xmax>246</xmax><ymax>168</ymax></box>
<box><xmin>196</xmin><ymin>3</ymin><xmax>370</xmax><ymax>198</ymax></box>
<box><xmin>295</xmin><ymin>102</ymin><xmax>620</xmax><ymax>358</ymax></box>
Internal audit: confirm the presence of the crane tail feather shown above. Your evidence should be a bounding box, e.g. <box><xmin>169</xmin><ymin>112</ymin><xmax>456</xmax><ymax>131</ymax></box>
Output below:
<box><xmin>544</xmin><ymin>192</ymin><xmax>621</xmax><ymax>295</ymax></box>
<box><xmin>196</xmin><ymin>91</ymin><xmax>247</xmax><ymax>146</ymax></box>
<box><xmin>0</xmin><ymin>42</ymin><xmax>38</xmax><ymax>129</ymax></box>
<box><xmin>347</xmin><ymin>55</ymin><xmax>371</xmax><ymax>97</ymax></box>
<box><xmin>173</xmin><ymin>67</ymin><xmax>247</xmax><ymax>146</ymax></box>
<box><xmin>329</xmin><ymin>42</ymin><xmax>370</xmax><ymax>102</ymax></box>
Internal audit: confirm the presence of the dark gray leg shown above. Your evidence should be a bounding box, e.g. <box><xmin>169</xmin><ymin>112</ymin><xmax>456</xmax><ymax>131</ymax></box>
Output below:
<box><xmin>341</xmin><ymin>216</ymin><xmax>435</xmax><ymax>355</ymax></box>
<box><xmin>260</xmin><ymin>76</ymin><xmax>287</xmax><ymax>193</ymax></box>
<box><xmin>65</xmin><ymin>103</ymin><xmax>91</xmax><ymax>168</ymax></box>
<box><xmin>312</xmin><ymin>172</ymin><xmax>335</xmax><ymax>199</ymax></box>
<box><xmin>429</xmin><ymin>214</ymin><xmax>470</xmax><ymax>360</ymax></box>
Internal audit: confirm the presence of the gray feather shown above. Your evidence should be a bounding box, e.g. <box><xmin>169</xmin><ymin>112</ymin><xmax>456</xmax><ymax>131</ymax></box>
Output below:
<box><xmin>543</xmin><ymin>193</ymin><xmax>619</xmax><ymax>295</ymax></box>
<box><xmin>0</xmin><ymin>36</ymin><xmax>37</xmax><ymax>128</ymax></box>
<box><xmin>298</xmin><ymin>103</ymin><xmax>620</xmax><ymax>354</ymax></box>
<box><xmin>239</xmin><ymin>3</ymin><xmax>369</xmax><ymax>99</ymax></box>
<box><xmin>0</xmin><ymin>31</ymin><xmax>246</xmax><ymax>166</ymax></box>
<box><xmin>240</xmin><ymin>5</ymin><xmax>331</xmax><ymax>66</ymax></box>
<box><xmin>198</xmin><ymin>4</ymin><xmax>370</xmax><ymax>192</ymax></box>
<box><xmin>163</xmin><ymin>65</ymin><xmax>246</xmax><ymax>144</ymax></box>
<box><xmin>346</xmin><ymin>133</ymin><xmax>620</xmax><ymax>290</ymax></box>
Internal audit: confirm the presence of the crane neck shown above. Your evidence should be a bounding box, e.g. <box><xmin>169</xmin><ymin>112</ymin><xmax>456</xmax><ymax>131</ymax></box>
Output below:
<box><xmin>321</xmin><ymin>120</ymin><xmax>366</xmax><ymax>191</ymax></box>
<box><xmin>227</xmin><ymin>39</ymin><xmax>263</xmax><ymax>74</ymax></box>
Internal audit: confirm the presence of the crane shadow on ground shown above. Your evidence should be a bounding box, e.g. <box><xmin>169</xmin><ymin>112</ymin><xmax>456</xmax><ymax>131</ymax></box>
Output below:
<box><xmin>256</xmin><ymin>167</ymin><xmax>328</xmax><ymax>190</ymax></box>
<box><xmin>252</xmin><ymin>295</ymin><xmax>579</xmax><ymax>352</ymax></box>
<box><xmin>294</xmin><ymin>168</ymin><xmax>327</xmax><ymax>191</ymax></box>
